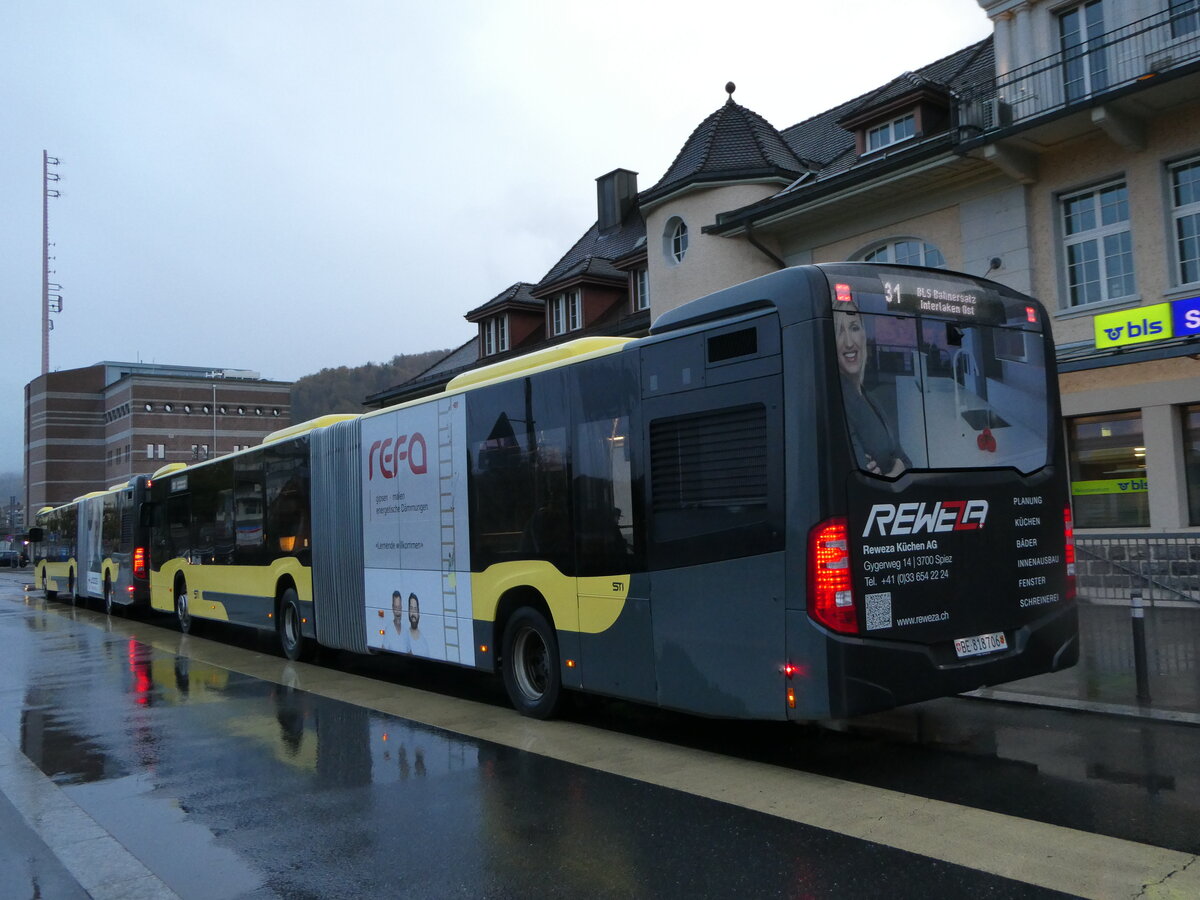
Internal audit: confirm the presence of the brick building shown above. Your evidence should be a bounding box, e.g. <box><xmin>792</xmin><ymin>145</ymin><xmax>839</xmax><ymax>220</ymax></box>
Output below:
<box><xmin>25</xmin><ymin>362</ymin><xmax>292</xmax><ymax>513</ymax></box>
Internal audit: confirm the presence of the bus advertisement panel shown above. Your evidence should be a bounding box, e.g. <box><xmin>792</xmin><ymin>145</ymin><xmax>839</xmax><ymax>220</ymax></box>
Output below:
<box><xmin>361</xmin><ymin>397</ymin><xmax>473</xmax><ymax>665</ymax></box>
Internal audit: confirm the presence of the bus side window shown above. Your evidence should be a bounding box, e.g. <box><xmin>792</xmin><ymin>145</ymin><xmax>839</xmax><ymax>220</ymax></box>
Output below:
<box><xmin>574</xmin><ymin>415</ymin><xmax>635</xmax><ymax>576</ymax></box>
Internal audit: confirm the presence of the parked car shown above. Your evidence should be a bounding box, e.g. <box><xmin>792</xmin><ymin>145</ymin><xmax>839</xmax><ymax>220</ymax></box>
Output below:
<box><xmin>0</xmin><ymin>549</ymin><xmax>27</xmax><ymax>567</ymax></box>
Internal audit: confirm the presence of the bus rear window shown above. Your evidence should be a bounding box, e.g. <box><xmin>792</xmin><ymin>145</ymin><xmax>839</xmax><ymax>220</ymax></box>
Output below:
<box><xmin>834</xmin><ymin>309</ymin><xmax>1050</xmax><ymax>475</ymax></box>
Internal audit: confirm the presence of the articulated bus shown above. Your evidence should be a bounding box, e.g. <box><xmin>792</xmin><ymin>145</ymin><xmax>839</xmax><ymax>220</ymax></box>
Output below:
<box><xmin>135</xmin><ymin>263</ymin><xmax>1076</xmax><ymax>721</ymax></box>
<box><xmin>32</xmin><ymin>475</ymin><xmax>153</xmax><ymax>613</ymax></box>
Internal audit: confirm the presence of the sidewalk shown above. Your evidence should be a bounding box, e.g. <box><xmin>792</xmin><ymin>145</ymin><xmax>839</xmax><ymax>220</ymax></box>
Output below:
<box><xmin>969</xmin><ymin>599</ymin><xmax>1200</xmax><ymax>724</ymax></box>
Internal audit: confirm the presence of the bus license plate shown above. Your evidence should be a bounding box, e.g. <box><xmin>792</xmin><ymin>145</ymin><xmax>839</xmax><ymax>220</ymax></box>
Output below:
<box><xmin>954</xmin><ymin>631</ymin><xmax>1008</xmax><ymax>658</ymax></box>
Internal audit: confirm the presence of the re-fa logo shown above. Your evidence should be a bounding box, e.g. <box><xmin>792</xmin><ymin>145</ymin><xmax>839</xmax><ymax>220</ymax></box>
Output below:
<box><xmin>862</xmin><ymin>500</ymin><xmax>989</xmax><ymax>537</ymax></box>
<box><xmin>368</xmin><ymin>433</ymin><xmax>428</xmax><ymax>480</ymax></box>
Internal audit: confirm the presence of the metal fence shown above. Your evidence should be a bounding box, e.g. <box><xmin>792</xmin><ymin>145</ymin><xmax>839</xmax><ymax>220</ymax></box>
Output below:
<box><xmin>1075</xmin><ymin>534</ymin><xmax>1200</xmax><ymax>605</ymax></box>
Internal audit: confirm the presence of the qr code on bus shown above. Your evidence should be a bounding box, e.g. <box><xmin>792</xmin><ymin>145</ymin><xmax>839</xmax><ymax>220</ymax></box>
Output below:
<box><xmin>865</xmin><ymin>592</ymin><xmax>893</xmax><ymax>631</ymax></box>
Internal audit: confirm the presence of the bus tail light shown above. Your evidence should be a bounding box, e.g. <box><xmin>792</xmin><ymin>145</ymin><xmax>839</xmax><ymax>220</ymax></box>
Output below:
<box><xmin>1063</xmin><ymin>505</ymin><xmax>1076</xmax><ymax>602</ymax></box>
<box><xmin>808</xmin><ymin>517</ymin><xmax>858</xmax><ymax>634</ymax></box>
<box><xmin>133</xmin><ymin>546</ymin><xmax>147</xmax><ymax>579</ymax></box>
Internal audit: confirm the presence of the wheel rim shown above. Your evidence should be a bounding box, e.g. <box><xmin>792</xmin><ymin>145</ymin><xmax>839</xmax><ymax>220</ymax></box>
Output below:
<box><xmin>283</xmin><ymin>604</ymin><xmax>299</xmax><ymax>650</ymax></box>
<box><xmin>513</xmin><ymin>626</ymin><xmax>549</xmax><ymax>701</ymax></box>
<box><xmin>177</xmin><ymin>592</ymin><xmax>190</xmax><ymax>632</ymax></box>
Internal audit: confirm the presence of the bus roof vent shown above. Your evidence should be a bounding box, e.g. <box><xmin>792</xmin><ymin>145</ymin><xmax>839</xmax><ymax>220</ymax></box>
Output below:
<box><xmin>262</xmin><ymin>413</ymin><xmax>361</xmax><ymax>445</ymax></box>
<box><xmin>446</xmin><ymin>337</ymin><xmax>632</xmax><ymax>392</ymax></box>
<box><xmin>151</xmin><ymin>462</ymin><xmax>188</xmax><ymax>479</ymax></box>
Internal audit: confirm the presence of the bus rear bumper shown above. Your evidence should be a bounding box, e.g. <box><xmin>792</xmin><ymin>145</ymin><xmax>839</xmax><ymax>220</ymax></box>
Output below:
<box><xmin>796</xmin><ymin>602</ymin><xmax>1079</xmax><ymax>720</ymax></box>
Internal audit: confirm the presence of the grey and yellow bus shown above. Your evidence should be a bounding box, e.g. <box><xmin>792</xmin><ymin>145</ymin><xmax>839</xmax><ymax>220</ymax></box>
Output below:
<box><xmin>32</xmin><ymin>475</ymin><xmax>154</xmax><ymax>613</ymax></box>
<box><xmin>141</xmin><ymin>263</ymin><xmax>1077</xmax><ymax>721</ymax></box>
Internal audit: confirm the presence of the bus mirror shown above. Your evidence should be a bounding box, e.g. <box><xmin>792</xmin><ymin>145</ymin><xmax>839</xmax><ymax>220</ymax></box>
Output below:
<box><xmin>26</xmin><ymin>527</ymin><xmax>44</xmax><ymax>543</ymax></box>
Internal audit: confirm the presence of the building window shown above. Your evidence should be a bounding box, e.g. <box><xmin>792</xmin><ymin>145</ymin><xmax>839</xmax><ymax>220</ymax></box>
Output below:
<box><xmin>1171</xmin><ymin>156</ymin><xmax>1200</xmax><ymax>286</ymax></box>
<box><xmin>146</xmin><ymin>444</ymin><xmax>154</xmax><ymax>460</ymax></box>
<box><xmin>1061</xmin><ymin>181</ymin><xmax>1134</xmax><ymax>306</ymax></box>
<box><xmin>1067</xmin><ymin>411</ymin><xmax>1148</xmax><ymax>528</ymax></box>
<box><xmin>664</xmin><ymin>217</ymin><xmax>688</xmax><ymax>265</ymax></box>
<box><xmin>550</xmin><ymin>291</ymin><xmax>581</xmax><ymax>336</ymax></box>
<box><xmin>866</xmin><ymin>113</ymin><xmax>916</xmax><ymax>152</ymax></box>
<box><xmin>157</xmin><ymin>444</ymin><xmax>166</xmax><ymax>460</ymax></box>
<box><xmin>1183</xmin><ymin>405</ymin><xmax>1200</xmax><ymax>524</ymax></box>
<box><xmin>1170</xmin><ymin>0</ymin><xmax>1198</xmax><ymax>38</ymax></box>
<box><xmin>633</xmin><ymin>267</ymin><xmax>650</xmax><ymax>311</ymax></box>
<box><xmin>1059</xmin><ymin>1</ymin><xmax>1108</xmax><ymax>104</ymax></box>
<box><xmin>483</xmin><ymin>315</ymin><xmax>509</xmax><ymax>356</ymax></box>
<box><xmin>862</xmin><ymin>239</ymin><xmax>946</xmax><ymax>268</ymax></box>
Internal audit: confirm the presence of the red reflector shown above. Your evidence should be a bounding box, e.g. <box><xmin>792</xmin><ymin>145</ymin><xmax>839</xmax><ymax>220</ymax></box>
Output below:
<box><xmin>1026</xmin><ymin>305</ymin><xmax>1038</xmax><ymax>323</ymax></box>
<box><xmin>133</xmin><ymin>546</ymin><xmax>146</xmax><ymax>579</ymax></box>
<box><xmin>835</xmin><ymin>283</ymin><xmax>853</xmax><ymax>303</ymax></box>
<box><xmin>808</xmin><ymin>517</ymin><xmax>858</xmax><ymax>634</ymax></box>
<box><xmin>1064</xmin><ymin>504</ymin><xmax>1077</xmax><ymax>602</ymax></box>
<box><xmin>783</xmin><ymin>663</ymin><xmax>798</xmax><ymax>678</ymax></box>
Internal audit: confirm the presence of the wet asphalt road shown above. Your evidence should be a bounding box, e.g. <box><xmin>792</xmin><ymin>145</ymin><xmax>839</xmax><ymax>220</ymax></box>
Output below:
<box><xmin>1</xmin><ymin>572</ymin><xmax>1197</xmax><ymax>898</ymax></box>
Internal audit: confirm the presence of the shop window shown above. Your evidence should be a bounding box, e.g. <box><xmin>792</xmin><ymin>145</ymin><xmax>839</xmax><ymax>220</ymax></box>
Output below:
<box><xmin>1067</xmin><ymin>411</ymin><xmax>1147</xmax><ymax>528</ymax></box>
<box><xmin>1182</xmin><ymin>405</ymin><xmax>1200</xmax><ymax>524</ymax></box>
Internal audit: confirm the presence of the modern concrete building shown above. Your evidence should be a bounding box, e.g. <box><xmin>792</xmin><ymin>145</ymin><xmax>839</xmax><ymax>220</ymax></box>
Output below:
<box><xmin>25</xmin><ymin>362</ymin><xmax>292</xmax><ymax>513</ymax></box>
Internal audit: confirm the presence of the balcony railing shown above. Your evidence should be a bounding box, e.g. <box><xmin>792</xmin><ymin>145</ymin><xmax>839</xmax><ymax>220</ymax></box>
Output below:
<box><xmin>957</xmin><ymin>6</ymin><xmax>1200</xmax><ymax>139</ymax></box>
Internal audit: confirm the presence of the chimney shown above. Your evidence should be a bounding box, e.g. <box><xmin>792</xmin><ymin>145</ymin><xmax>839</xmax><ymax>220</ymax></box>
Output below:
<box><xmin>596</xmin><ymin>169</ymin><xmax>638</xmax><ymax>235</ymax></box>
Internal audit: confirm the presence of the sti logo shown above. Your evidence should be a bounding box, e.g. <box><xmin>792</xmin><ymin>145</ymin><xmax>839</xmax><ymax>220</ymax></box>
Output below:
<box><xmin>1094</xmin><ymin>303</ymin><xmax>1173</xmax><ymax>349</ymax></box>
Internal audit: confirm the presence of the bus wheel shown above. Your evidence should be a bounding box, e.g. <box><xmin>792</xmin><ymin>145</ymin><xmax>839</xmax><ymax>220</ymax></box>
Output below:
<box><xmin>68</xmin><ymin>570</ymin><xmax>76</xmax><ymax>605</ymax></box>
<box><xmin>104</xmin><ymin>576</ymin><xmax>115</xmax><ymax>616</ymax></box>
<box><xmin>502</xmin><ymin>607</ymin><xmax>563</xmax><ymax>719</ymax></box>
<box><xmin>175</xmin><ymin>584</ymin><xmax>192</xmax><ymax>635</ymax></box>
<box><xmin>277</xmin><ymin>589</ymin><xmax>308</xmax><ymax>661</ymax></box>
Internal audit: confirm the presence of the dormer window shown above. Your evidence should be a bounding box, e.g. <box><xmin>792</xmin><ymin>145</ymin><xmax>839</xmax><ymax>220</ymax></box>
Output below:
<box><xmin>866</xmin><ymin>113</ymin><xmax>915</xmax><ymax>152</ymax></box>
<box><xmin>482</xmin><ymin>315</ymin><xmax>509</xmax><ymax>356</ymax></box>
<box><xmin>550</xmin><ymin>290</ymin><xmax>582</xmax><ymax>336</ymax></box>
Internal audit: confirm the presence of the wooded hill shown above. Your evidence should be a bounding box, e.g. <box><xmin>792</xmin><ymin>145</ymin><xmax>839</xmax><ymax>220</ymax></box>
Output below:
<box><xmin>290</xmin><ymin>349</ymin><xmax>451</xmax><ymax>422</ymax></box>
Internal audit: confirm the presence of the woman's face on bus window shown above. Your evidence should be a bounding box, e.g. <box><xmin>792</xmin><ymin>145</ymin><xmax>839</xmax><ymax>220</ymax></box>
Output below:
<box><xmin>835</xmin><ymin>310</ymin><xmax>867</xmax><ymax>382</ymax></box>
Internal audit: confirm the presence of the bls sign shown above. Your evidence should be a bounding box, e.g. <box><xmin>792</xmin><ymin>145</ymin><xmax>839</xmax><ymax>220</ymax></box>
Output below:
<box><xmin>1094</xmin><ymin>303</ymin><xmax>1172</xmax><ymax>349</ymax></box>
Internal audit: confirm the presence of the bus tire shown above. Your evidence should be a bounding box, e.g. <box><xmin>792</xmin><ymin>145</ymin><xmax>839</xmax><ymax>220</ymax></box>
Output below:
<box><xmin>104</xmin><ymin>576</ymin><xmax>115</xmax><ymax>616</ymax></box>
<box><xmin>68</xmin><ymin>569</ymin><xmax>76</xmax><ymax>605</ymax></box>
<box><xmin>175</xmin><ymin>582</ymin><xmax>192</xmax><ymax>635</ymax></box>
<box><xmin>277</xmin><ymin>589</ymin><xmax>309</xmax><ymax>662</ymax></box>
<box><xmin>501</xmin><ymin>607</ymin><xmax>563</xmax><ymax>720</ymax></box>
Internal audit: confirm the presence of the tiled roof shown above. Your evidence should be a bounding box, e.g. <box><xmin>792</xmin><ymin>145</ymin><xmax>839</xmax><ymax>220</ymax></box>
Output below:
<box><xmin>640</xmin><ymin>94</ymin><xmax>808</xmax><ymax>205</ymax></box>
<box><xmin>779</xmin><ymin>37</ymin><xmax>993</xmax><ymax>185</ymax></box>
<box><xmin>465</xmin><ymin>282</ymin><xmax>541</xmax><ymax>320</ymax></box>
<box><xmin>534</xmin><ymin>215</ymin><xmax>646</xmax><ymax>293</ymax></box>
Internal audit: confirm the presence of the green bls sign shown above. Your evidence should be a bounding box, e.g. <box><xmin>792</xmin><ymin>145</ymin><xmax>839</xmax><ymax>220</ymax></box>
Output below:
<box><xmin>1094</xmin><ymin>303</ymin><xmax>1173</xmax><ymax>349</ymax></box>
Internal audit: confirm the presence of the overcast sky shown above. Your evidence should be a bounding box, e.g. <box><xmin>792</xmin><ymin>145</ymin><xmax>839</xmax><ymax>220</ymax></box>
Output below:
<box><xmin>1</xmin><ymin>1</ymin><xmax>993</xmax><ymax>474</ymax></box>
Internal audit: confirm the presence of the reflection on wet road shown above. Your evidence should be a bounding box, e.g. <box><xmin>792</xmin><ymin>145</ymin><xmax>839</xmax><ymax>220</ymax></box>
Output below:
<box><xmin>1</xmin><ymin>577</ymin><xmax>1198</xmax><ymax>898</ymax></box>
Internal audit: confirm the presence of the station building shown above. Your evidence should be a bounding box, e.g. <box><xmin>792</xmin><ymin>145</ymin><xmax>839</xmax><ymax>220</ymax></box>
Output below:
<box><xmin>24</xmin><ymin>362</ymin><xmax>292</xmax><ymax>513</ymax></box>
<box><xmin>379</xmin><ymin>0</ymin><xmax>1200</xmax><ymax>536</ymax></box>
